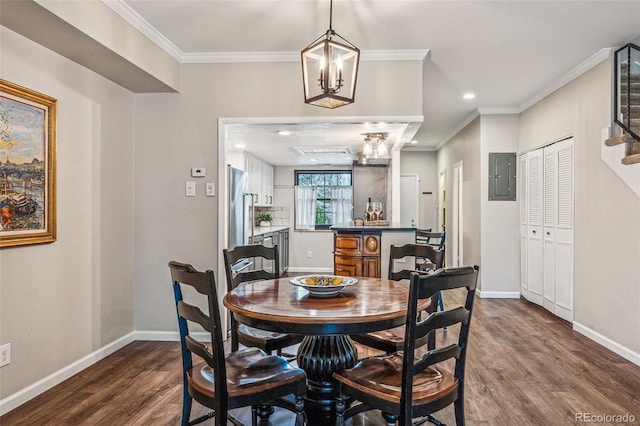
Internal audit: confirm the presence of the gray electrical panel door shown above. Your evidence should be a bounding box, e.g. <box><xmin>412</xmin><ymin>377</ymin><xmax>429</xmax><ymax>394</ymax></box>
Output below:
<box><xmin>488</xmin><ymin>153</ymin><xmax>517</xmax><ymax>201</ymax></box>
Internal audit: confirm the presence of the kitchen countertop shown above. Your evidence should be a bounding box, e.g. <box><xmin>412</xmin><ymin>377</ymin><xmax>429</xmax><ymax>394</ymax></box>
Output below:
<box><xmin>251</xmin><ymin>225</ymin><xmax>289</xmax><ymax>237</ymax></box>
<box><xmin>330</xmin><ymin>223</ymin><xmax>416</xmax><ymax>232</ymax></box>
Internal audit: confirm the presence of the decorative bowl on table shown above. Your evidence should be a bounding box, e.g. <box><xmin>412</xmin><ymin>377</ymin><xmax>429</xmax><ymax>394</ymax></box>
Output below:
<box><xmin>289</xmin><ymin>275</ymin><xmax>358</xmax><ymax>297</ymax></box>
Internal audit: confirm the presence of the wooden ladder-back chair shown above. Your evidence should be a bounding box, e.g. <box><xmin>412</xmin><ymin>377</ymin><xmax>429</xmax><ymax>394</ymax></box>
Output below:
<box><xmin>169</xmin><ymin>261</ymin><xmax>306</xmax><ymax>426</ymax></box>
<box><xmin>350</xmin><ymin>243</ymin><xmax>443</xmax><ymax>354</ymax></box>
<box><xmin>223</xmin><ymin>244</ymin><xmax>303</xmax><ymax>357</ymax></box>
<box><xmin>416</xmin><ymin>230</ymin><xmax>447</xmax><ymax>313</ymax></box>
<box><xmin>335</xmin><ymin>265</ymin><xmax>479</xmax><ymax>426</ymax></box>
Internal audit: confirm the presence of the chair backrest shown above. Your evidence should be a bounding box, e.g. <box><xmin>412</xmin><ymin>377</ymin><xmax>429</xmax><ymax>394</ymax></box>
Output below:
<box><xmin>388</xmin><ymin>243</ymin><xmax>443</xmax><ymax>281</ymax></box>
<box><xmin>416</xmin><ymin>230</ymin><xmax>445</xmax><ymax>250</ymax></box>
<box><xmin>414</xmin><ymin>229</ymin><xmax>432</xmax><ymax>246</ymax></box>
<box><xmin>169</xmin><ymin>261</ymin><xmax>228</xmax><ymax>415</ymax></box>
<box><xmin>399</xmin><ymin>265</ymin><xmax>479</xmax><ymax>424</ymax></box>
<box><xmin>223</xmin><ymin>244</ymin><xmax>280</xmax><ymax>292</ymax></box>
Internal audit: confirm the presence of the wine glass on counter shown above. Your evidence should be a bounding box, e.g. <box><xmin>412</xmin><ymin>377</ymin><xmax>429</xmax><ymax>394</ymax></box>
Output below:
<box><xmin>372</xmin><ymin>202</ymin><xmax>382</xmax><ymax>221</ymax></box>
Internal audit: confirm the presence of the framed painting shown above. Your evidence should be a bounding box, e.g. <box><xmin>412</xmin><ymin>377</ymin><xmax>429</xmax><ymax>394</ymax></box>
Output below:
<box><xmin>0</xmin><ymin>80</ymin><xmax>57</xmax><ymax>247</ymax></box>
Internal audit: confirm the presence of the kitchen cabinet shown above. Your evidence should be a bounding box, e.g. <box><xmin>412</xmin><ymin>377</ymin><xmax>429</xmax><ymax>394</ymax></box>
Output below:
<box><xmin>333</xmin><ymin>232</ymin><xmax>380</xmax><ymax>278</ymax></box>
<box><xmin>249</xmin><ymin>227</ymin><xmax>289</xmax><ymax>276</ymax></box>
<box><xmin>243</xmin><ymin>153</ymin><xmax>274</xmax><ymax>206</ymax></box>
<box><xmin>281</xmin><ymin>229</ymin><xmax>289</xmax><ymax>273</ymax></box>
<box><xmin>262</xmin><ymin>162</ymin><xmax>274</xmax><ymax>206</ymax></box>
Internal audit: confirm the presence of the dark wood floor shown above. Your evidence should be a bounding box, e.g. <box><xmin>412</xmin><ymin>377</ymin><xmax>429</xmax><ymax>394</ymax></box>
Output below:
<box><xmin>2</xmin><ymin>290</ymin><xmax>640</xmax><ymax>425</ymax></box>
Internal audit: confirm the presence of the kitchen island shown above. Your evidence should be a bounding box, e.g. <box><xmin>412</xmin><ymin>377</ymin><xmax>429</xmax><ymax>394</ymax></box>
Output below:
<box><xmin>330</xmin><ymin>223</ymin><xmax>416</xmax><ymax>278</ymax></box>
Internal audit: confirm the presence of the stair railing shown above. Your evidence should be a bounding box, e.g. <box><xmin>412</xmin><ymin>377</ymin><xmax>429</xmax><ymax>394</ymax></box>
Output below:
<box><xmin>608</xmin><ymin>43</ymin><xmax>640</xmax><ymax>165</ymax></box>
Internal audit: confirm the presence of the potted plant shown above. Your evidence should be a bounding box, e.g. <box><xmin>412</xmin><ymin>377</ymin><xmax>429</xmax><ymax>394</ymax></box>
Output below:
<box><xmin>257</xmin><ymin>213</ymin><xmax>272</xmax><ymax>227</ymax></box>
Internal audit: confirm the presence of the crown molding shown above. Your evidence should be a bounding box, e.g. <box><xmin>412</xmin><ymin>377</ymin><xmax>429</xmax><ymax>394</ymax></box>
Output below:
<box><xmin>478</xmin><ymin>107</ymin><xmax>519</xmax><ymax>115</ymax></box>
<box><xmin>183</xmin><ymin>49</ymin><xmax>429</xmax><ymax>64</ymax></box>
<box><xmin>182</xmin><ymin>51</ymin><xmax>300</xmax><ymax>63</ymax></box>
<box><xmin>104</xmin><ymin>1</ymin><xmax>429</xmax><ymax>64</ymax></box>
<box><xmin>435</xmin><ymin>110</ymin><xmax>480</xmax><ymax>151</ymax></box>
<box><xmin>361</xmin><ymin>49</ymin><xmax>430</xmax><ymax>62</ymax></box>
<box><xmin>518</xmin><ymin>48</ymin><xmax>612</xmax><ymax>112</ymax></box>
<box><xmin>103</xmin><ymin>0</ymin><xmax>183</xmax><ymax>61</ymax></box>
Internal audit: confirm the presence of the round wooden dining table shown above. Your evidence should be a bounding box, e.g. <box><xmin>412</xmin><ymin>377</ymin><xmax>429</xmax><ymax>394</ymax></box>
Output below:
<box><xmin>223</xmin><ymin>276</ymin><xmax>423</xmax><ymax>425</ymax></box>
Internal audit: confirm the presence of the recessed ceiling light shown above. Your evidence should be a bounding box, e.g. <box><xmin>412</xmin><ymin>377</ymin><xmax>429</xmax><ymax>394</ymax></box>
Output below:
<box><xmin>410</xmin><ymin>140</ymin><xmax>418</xmax><ymax>144</ymax></box>
<box><xmin>235</xmin><ymin>143</ymin><xmax>246</xmax><ymax>149</ymax></box>
<box><xmin>278</xmin><ymin>130</ymin><xmax>292</xmax><ymax>136</ymax></box>
<box><xmin>309</xmin><ymin>158</ymin><xmax>319</xmax><ymax>162</ymax></box>
<box><xmin>463</xmin><ymin>92</ymin><xmax>475</xmax><ymax>100</ymax></box>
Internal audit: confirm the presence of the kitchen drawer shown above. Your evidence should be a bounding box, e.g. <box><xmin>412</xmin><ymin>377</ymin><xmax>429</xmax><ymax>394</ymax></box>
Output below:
<box><xmin>334</xmin><ymin>255</ymin><xmax>362</xmax><ymax>277</ymax></box>
<box><xmin>334</xmin><ymin>234</ymin><xmax>362</xmax><ymax>256</ymax></box>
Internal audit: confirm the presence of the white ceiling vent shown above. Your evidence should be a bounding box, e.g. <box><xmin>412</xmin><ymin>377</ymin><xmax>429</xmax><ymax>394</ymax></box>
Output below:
<box><xmin>295</xmin><ymin>147</ymin><xmax>352</xmax><ymax>156</ymax></box>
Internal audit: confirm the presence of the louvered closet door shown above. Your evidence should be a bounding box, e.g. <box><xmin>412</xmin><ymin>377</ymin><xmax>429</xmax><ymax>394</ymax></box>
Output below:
<box><xmin>519</xmin><ymin>154</ymin><xmax>528</xmax><ymax>298</ymax></box>
<box><xmin>546</xmin><ymin>138</ymin><xmax>573</xmax><ymax>321</ymax></box>
<box><xmin>526</xmin><ymin>148</ymin><xmax>544</xmax><ymax>305</ymax></box>
<box><xmin>543</xmin><ymin>147</ymin><xmax>557</xmax><ymax>312</ymax></box>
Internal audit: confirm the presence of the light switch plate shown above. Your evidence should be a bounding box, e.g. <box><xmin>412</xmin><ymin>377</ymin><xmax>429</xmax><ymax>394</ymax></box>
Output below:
<box><xmin>185</xmin><ymin>181</ymin><xmax>196</xmax><ymax>197</ymax></box>
<box><xmin>206</xmin><ymin>182</ymin><xmax>215</xmax><ymax>197</ymax></box>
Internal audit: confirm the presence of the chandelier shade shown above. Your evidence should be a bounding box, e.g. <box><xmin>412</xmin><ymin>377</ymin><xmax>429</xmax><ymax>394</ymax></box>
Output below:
<box><xmin>301</xmin><ymin>1</ymin><xmax>360</xmax><ymax>109</ymax></box>
<box><xmin>361</xmin><ymin>133</ymin><xmax>389</xmax><ymax>159</ymax></box>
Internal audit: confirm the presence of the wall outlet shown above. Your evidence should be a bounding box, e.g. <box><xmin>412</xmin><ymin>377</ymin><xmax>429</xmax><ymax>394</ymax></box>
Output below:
<box><xmin>0</xmin><ymin>343</ymin><xmax>10</xmax><ymax>367</ymax></box>
<box><xmin>307</xmin><ymin>251</ymin><xmax>312</xmax><ymax>258</ymax></box>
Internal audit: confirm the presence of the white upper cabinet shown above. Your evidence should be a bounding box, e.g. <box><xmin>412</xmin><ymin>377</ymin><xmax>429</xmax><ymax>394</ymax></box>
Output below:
<box><xmin>261</xmin><ymin>162</ymin><xmax>274</xmax><ymax>206</ymax></box>
<box><xmin>243</xmin><ymin>152</ymin><xmax>274</xmax><ymax>206</ymax></box>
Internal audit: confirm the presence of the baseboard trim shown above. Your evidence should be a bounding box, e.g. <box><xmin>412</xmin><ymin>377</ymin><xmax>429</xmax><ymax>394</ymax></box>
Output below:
<box><xmin>0</xmin><ymin>332</ymin><xmax>135</xmax><ymax>416</ymax></box>
<box><xmin>477</xmin><ymin>290</ymin><xmax>521</xmax><ymax>299</ymax></box>
<box><xmin>134</xmin><ymin>330</ymin><xmax>208</xmax><ymax>341</ymax></box>
<box><xmin>573</xmin><ymin>322</ymin><xmax>640</xmax><ymax>367</ymax></box>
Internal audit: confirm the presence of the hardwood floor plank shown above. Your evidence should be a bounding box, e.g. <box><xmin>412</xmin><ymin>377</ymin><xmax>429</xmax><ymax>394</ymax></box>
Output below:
<box><xmin>2</xmin><ymin>294</ymin><xmax>639</xmax><ymax>425</ymax></box>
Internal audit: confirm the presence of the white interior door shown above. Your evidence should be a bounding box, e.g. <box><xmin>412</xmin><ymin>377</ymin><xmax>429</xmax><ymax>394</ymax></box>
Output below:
<box><xmin>451</xmin><ymin>162</ymin><xmax>463</xmax><ymax>267</ymax></box>
<box><xmin>400</xmin><ymin>174</ymin><xmax>419</xmax><ymax>227</ymax></box>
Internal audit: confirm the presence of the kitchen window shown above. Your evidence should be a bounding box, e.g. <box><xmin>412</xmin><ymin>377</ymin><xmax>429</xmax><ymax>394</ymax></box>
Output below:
<box><xmin>294</xmin><ymin>170</ymin><xmax>353</xmax><ymax>230</ymax></box>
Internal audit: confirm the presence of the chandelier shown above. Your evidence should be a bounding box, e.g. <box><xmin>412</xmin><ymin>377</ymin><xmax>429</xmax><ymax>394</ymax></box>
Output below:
<box><xmin>362</xmin><ymin>133</ymin><xmax>389</xmax><ymax>158</ymax></box>
<box><xmin>301</xmin><ymin>0</ymin><xmax>360</xmax><ymax>109</ymax></box>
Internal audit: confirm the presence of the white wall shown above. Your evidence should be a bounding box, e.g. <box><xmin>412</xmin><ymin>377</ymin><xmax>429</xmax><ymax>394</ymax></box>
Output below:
<box><xmin>0</xmin><ymin>28</ymin><xmax>135</xmax><ymax>399</ymax></box>
<box><xmin>400</xmin><ymin>151</ymin><xmax>438</xmax><ymax>230</ymax></box>
<box><xmin>436</xmin><ymin>117</ymin><xmax>482</xmax><ymax>278</ymax></box>
<box><xmin>479</xmin><ymin>114</ymin><xmax>521</xmax><ymax>296</ymax></box>
<box><xmin>519</xmin><ymin>58</ymin><xmax>640</xmax><ymax>359</ymax></box>
<box><xmin>134</xmin><ymin>60</ymin><xmax>423</xmax><ymax>332</ymax></box>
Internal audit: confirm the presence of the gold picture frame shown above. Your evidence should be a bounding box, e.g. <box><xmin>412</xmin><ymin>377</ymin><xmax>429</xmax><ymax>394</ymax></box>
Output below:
<box><xmin>0</xmin><ymin>79</ymin><xmax>57</xmax><ymax>247</ymax></box>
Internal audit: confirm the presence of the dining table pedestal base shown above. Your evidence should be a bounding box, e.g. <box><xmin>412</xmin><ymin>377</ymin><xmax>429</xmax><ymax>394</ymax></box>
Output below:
<box><xmin>297</xmin><ymin>335</ymin><xmax>358</xmax><ymax>426</ymax></box>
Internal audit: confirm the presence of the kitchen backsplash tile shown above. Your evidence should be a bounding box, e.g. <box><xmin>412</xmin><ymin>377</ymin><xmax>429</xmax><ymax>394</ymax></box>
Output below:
<box><xmin>256</xmin><ymin>206</ymin><xmax>290</xmax><ymax>227</ymax></box>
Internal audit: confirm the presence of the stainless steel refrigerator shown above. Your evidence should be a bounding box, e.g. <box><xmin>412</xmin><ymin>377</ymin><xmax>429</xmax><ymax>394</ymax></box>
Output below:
<box><xmin>228</xmin><ymin>165</ymin><xmax>278</xmax><ymax>275</ymax></box>
<box><xmin>228</xmin><ymin>165</ymin><xmax>250</xmax><ymax>250</ymax></box>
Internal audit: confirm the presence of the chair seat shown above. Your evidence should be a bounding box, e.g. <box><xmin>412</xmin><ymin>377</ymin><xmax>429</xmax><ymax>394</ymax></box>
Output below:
<box><xmin>334</xmin><ymin>352</ymin><xmax>458</xmax><ymax>405</ymax></box>
<box><xmin>351</xmin><ymin>326</ymin><xmax>405</xmax><ymax>354</ymax></box>
<box><xmin>189</xmin><ymin>347</ymin><xmax>306</xmax><ymax>398</ymax></box>
<box><xmin>237</xmin><ymin>324</ymin><xmax>303</xmax><ymax>350</ymax></box>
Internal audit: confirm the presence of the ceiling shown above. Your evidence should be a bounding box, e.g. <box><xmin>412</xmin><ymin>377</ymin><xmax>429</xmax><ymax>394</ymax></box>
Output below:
<box><xmin>117</xmin><ymin>1</ymin><xmax>640</xmax><ymax>164</ymax></box>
